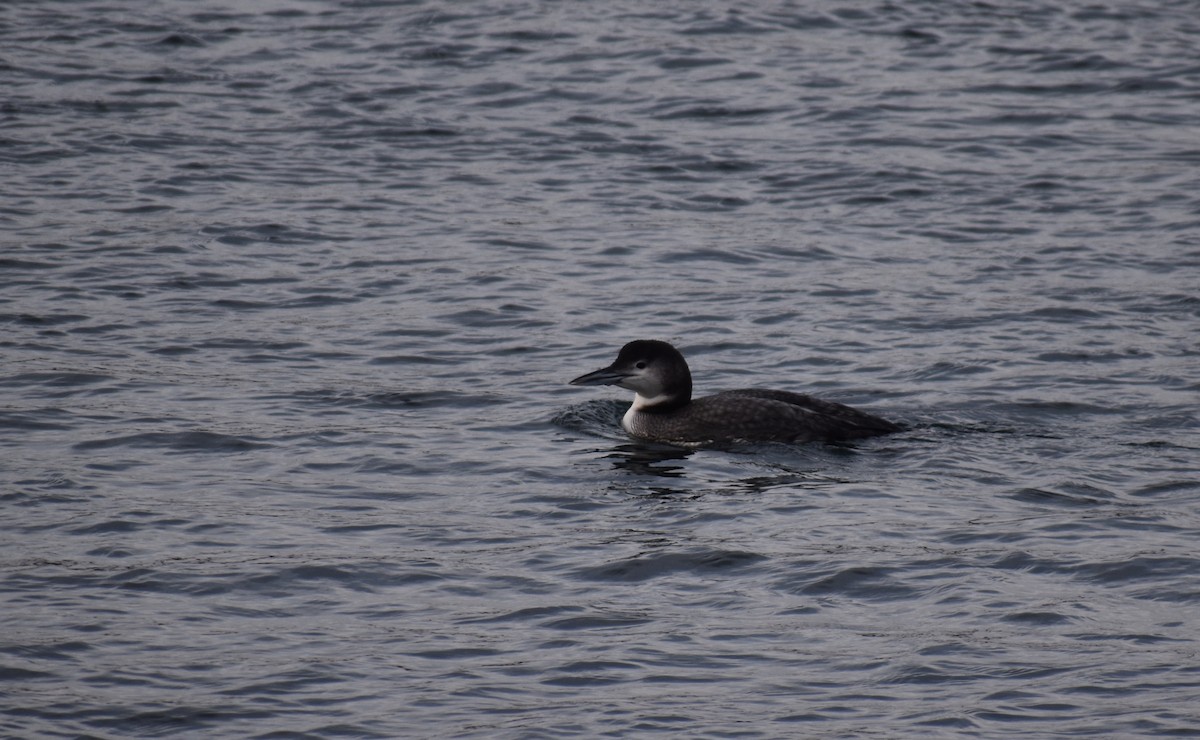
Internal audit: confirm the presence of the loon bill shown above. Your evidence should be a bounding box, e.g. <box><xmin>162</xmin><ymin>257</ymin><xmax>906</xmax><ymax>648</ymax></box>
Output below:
<box><xmin>569</xmin><ymin>339</ymin><xmax>901</xmax><ymax>446</ymax></box>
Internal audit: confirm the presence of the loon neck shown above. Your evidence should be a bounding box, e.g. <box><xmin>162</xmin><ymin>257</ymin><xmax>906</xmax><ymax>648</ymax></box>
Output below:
<box><xmin>632</xmin><ymin>391</ymin><xmax>689</xmax><ymax>414</ymax></box>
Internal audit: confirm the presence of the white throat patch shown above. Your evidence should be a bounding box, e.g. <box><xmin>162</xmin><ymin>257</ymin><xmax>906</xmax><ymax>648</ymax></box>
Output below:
<box><xmin>622</xmin><ymin>392</ymin><xmax>676</xmax><ymax>433</ymax></box>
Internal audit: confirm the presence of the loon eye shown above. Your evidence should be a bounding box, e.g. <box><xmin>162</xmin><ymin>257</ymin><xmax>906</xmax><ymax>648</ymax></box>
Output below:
<box><xmin>635</xmin><ymin>361</ymin><xmax>647</xmax><ymax>370</ymax></box>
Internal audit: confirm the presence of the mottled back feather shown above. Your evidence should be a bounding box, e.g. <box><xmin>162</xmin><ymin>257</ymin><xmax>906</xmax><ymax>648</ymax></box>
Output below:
<box><xmin>629</xmin><ymin>390</ymin><xmax>900</xmax><ymax>446</ymax></box>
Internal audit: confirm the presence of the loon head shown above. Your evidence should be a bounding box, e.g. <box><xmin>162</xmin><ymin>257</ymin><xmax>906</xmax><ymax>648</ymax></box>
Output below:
<box><xmin>569</xmin><ymin>339</ymin><xmax>693</xmax><ymax>409</ymax></box>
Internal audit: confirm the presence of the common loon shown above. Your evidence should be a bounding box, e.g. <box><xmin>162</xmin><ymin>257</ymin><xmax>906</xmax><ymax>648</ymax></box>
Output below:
<box><xmin>569</xmin><ymin>340</ymin><xmax>901</xmax><ymax>447</ymax></box>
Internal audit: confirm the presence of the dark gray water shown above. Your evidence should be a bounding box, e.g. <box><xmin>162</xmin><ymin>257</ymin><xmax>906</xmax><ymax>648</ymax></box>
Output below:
<box><xmin>4</xmin><ymin>1</ymin><xmax>1200</xmax><ymax>737</ymax></box>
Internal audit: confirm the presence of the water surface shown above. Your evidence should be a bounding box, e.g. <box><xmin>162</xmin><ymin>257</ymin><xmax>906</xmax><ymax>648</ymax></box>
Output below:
<box><xmin>3</xmin><ymin>1</ymin><xmax>1199</xmax><ymax>737</ymax></box>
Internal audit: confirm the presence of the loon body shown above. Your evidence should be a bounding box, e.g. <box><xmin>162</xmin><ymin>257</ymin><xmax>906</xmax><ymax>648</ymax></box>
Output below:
<box><xmin>569</xmin><ymin>340</ymin><xmax>900</xmax><ymax>447</ymax></box>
